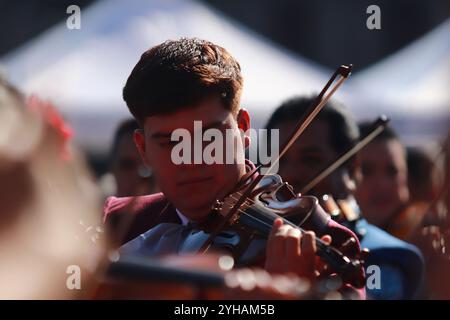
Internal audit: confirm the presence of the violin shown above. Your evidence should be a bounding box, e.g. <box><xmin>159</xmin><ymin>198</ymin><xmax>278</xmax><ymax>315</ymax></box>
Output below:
<box><xmin>173</xmin><ymin>65</ymin><xmax>366</xmax><ymax>289</ymax></box>
<box><xmin>385</xmin><ymin>202</ymin><xmax>432</xmax><ymax>241</ymax></box>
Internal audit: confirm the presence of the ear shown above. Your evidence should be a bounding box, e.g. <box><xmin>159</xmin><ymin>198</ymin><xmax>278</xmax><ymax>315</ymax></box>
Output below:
<box><xmin>236</xmin><ymin>108</ymin><xmax>251</xmax><ymax>149</ymax></box>
<box><xmin>133</xmin><ymin>129</ymin><xmax>150</xmax><ymax>166</ymax></box>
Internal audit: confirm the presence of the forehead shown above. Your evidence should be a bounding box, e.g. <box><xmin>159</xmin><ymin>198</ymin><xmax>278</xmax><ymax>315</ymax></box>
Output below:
<box><xmin>362</xmin><ymin>140</ymin><xmax>406</xmax><ymax>164</ymax></box>
<box><xmin>278</xmin><ymin>120</ymin><xmax>333</xmax><ymax>150</ymax></box>
<box><xmin>143</xmin><ymin>96</ymin><xmax>233</xmax><ymax>133</ymax></box>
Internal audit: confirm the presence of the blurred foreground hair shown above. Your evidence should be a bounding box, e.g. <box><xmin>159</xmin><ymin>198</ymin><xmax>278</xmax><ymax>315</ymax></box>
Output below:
<box><xmin>0</xmin><ymin>79</ymin><xmax>106</xmax><ymax>299</ymax></box>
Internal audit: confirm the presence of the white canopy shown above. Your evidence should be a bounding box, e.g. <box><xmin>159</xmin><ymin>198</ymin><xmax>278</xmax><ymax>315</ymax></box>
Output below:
<box><xmin>353</xmin><ymin>18</ymin><xmax>450</xmax><ymax>116</ymax></box>
<box><xmin>347</xmin><ymin>18</ymin><xmax>450</xmax><ymax>144</ymax></box>
<box><xmin>1</xmin><ymin>0</ymin><xmax>331</xmax><ymax>153</ymax></box>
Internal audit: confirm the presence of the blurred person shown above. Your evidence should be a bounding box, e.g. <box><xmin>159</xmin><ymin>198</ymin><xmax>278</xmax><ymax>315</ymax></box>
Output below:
<box><xmin>355</xmin><ymin>124</ymin><xmax>412</xmax><ymax>237</ymax></box>
<box><xmin>407</xmin><ymin>146</ymin><xmax>440</xmax><ymax>205</ymax></box>
<box><xmin>265</xmin><ymin>96</ymin><xmax>424</xmax><ymax>299</ymax></box>
<box><xmin>385</xmin><ymin>146</ymin><xmax>442</xmax><ymax>240</ymax></box>
<box><xmin>110</xmin><ymin>118</ymin><xmax>159</xmax><ymax>197</ymax></box>
<box><xmin>410</xmin><ymin>132</ymin><xmax>450</xmax><ymax>299</ymax></box>
<box><xmin>0</xmin><ymin>79</ymin><xmax>106</xmax><ymax>299</ymax></box>
<box><xmin>356</xmin><ymin>125</ymin><xmax>440</xmax><ymax>242</ymax></box>
<box><xmin>103</xmin><ymin>38</ymin><xmax>366</xmax><ymax>297</ymax></box>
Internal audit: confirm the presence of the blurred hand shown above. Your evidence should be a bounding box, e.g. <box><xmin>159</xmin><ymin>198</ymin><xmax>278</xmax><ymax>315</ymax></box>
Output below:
<box><xmin>220</xmin><ymin>268</ymin><xmax>312</xmax><ymax>300</ymax></box>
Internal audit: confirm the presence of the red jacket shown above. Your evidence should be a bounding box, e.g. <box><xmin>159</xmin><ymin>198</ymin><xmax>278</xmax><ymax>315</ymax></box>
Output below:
<box><xmin>104</xmin><ymin>192</ymin><xmax>177</xmax><ymax>245</ymax></box>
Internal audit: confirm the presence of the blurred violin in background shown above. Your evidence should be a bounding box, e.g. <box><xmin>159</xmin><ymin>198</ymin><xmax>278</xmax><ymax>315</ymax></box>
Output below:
<box><xmin>91</xmin><ymin>253</ymin><xmax>352</xmax><ymax>300</ymax></box>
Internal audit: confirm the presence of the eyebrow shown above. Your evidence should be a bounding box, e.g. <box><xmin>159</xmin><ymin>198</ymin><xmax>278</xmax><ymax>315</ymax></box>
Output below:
<box><xmin>202</xmin><ymin>120</ymin><xmax>226</xmax><ymax>132</ymax></box>
<box><xmin>150</xmin><ymin>120</ymin><xmax>227</xmax><ymax>139</ymax></box>
<box><xmin>151</xmin><ymin>131</ymin><xmax>172</xmax><ymax>139</ymax></box>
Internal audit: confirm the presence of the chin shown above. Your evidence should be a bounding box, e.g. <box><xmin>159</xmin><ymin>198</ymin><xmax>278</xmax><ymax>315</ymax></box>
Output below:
<box><xmin>183</xmin><ymin>205</ymin><xmax>213</xmax><ymax>222</ymax></box>
<box><xmin>177</xmin><ymin>196</ymin><xmax>216</xmax><ymax>217</ymax></box>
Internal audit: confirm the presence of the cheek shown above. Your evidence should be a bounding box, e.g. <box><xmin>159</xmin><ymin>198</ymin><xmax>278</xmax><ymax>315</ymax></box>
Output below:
<box><xmin>145</xmin><ymin>144</ymin><xmax>170</xmax><ymax>164</ymax></box>
<box><xmin>211</xmin><ymin>163</ymin><xmax>240</xmax><ymax>185</ymax></box>
<box><xmin>355</xmin><ymin>184</ymin><xmax>370</xmax><ymax>200</ymax></box>
<box><xmin>224</xmin><ymin>129</ymin><xmax>246</xmax><ymax>159</ymax></box>
<box><xmin>210</xmin><ymin>163</ymin><xmax>228</xmax><ymax>179</ymax></box>
<box><xmin>145</xmin><ymin>148</ymin><xmax>176</xmax><ymax>178</ymax></box>
<box><xmin>385</xmin><ymin>174</ymin><xmax>405</xmax><ymax>194</ymax></box>
<box><xmin>151</xmin><ymin>163</ymin><xmax>178</xmax><ymax>197</ymax></box>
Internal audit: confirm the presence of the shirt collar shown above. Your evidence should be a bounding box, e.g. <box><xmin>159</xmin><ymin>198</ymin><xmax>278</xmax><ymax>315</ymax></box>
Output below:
<box><xmin>175</xmin><ymin>209</ymin><xmax>190</xmax><ymax>226</ymax></box>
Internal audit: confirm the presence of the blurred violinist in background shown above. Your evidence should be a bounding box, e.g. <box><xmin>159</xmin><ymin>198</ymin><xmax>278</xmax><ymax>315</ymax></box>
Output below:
<box><xmin>410</xmin><ymin>130</ymin><xmax>450</xmax><ymax>299</ymax></box>
<box><xmin>109</xmin><ymin>118</ymin><xmax>159</xmax><ymax>197</ymax></box>
<box><xmin>407</xmin><ymin>146</ymin><xmax>441</xmax><ymax>207</ymax></box>
<box><xmin>356</xmin><ymin>124</ymin><xmax>441</xmax><ymax>243</ymax></box>
<box><xmin>355</xmin><ymin>125</ymin><xmax>412</xmax><ymax>236</ymax></box>
<box><xmin>265</xmin><ymin>96</ymin><xmax>424</xmax><ymax>299</ymax></box>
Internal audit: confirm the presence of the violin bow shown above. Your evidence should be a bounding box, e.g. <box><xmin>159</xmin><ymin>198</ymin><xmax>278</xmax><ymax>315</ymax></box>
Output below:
<box><xmin>300</xmin><ymin>115</ymin><xmax>390</xmax><ymax>194</ymax></box>
<box><xmin>200</xmin><ymin>64</ymin><xmax>353</xmax><ymax>253</ymax></box>
<box><xmin>264</xmin><ymin>64</ymin><xmax>353</xmax><ymax>177</ymax></box>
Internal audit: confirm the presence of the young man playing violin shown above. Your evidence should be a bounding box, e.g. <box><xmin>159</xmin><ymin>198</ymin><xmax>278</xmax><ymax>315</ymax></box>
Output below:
<box><xmin>104</xmin><ymin>38</ymin><xmax>364</xmax><ymax>297</ymax></box>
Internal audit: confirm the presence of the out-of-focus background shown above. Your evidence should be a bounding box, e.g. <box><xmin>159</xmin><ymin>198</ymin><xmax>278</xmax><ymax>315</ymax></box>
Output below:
<box><xmin>1</xmin><ymin>0</ymin><xmax>449</xmax><ymax>177</ymax></box>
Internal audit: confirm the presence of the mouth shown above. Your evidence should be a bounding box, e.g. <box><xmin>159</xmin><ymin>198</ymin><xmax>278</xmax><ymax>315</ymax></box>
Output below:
<box><xmin>177</xmin><ymin>176</ymin><xmax>214</xmax><ymax>187</ymax></box>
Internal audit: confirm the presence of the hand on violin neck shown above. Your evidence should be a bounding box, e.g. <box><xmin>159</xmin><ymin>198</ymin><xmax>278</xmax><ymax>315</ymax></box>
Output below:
<box><xmin>265</xmin><ymin>218</ymin><xmax>332</xmax><ymax>281</ymax></box>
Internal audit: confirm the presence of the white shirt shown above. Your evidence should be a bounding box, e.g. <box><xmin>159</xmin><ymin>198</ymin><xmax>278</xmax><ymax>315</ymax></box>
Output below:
<box><xmin>175</xmin><ymin>209</ymin><xmax>190</xmax><ymax>226</ymax></box>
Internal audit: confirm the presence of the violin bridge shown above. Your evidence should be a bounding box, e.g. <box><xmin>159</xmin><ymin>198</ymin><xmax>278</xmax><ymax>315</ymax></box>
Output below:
<box><xmin>211</xmin><ymin>197</ymin><xmax>243</xmax><ymax>226</ymax></box>
<box><xmin>229</xmin><ymin>213</ymin><xmax>239</xmax><ymax>225</ymax></box>
<box><xmin>211</xmin><ymin>199</ymin><xmax>223</xmax><ymax>213</ymax></box>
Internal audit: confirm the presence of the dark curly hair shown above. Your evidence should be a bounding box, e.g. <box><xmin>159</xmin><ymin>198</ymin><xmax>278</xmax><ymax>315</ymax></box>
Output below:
<box><xmin>265</xmin><ymin>95</ymin><xmax>360</xmax><ymax>155</ymax></box>
<box><xmin>123</xmin><ymin>38</ymin><xmax>243</xmax><ymax>125</ymax></box>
